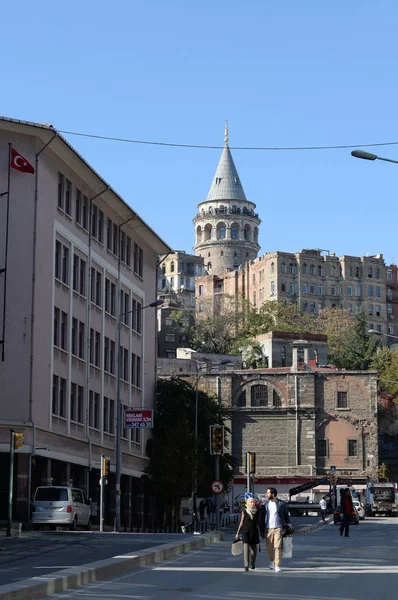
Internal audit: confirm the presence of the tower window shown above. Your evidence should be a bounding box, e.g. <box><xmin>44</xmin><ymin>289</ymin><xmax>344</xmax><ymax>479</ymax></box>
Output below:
<box><xmin>215</xmin><ymin>177</ymin><xmax>222</xmax><ymax>184</ymax></box>
<box><xmin>221</xmin><ymin>251</ymin><xmax>224</xmax><ymax>257</ymax></box>
<box><xmin>208</xmin><ymin>252</ymin><xmax>211</xmax><ymax>257</ymax></box>
<box><xmin>234</xmin><ymin>252</ymin><xmax>238</xmax><ymax>257</ymax></box>
<box><xmin>234</xmin><ymin>177</ymin><xmax>239</xmax><ymax>184</ymax></box>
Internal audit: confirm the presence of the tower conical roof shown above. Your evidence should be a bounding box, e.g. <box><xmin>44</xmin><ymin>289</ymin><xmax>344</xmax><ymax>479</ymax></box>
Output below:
<box><xmin>206</xmin><ymin>144</ymin><xmax>247</xmax><ymax>202</ymax></box>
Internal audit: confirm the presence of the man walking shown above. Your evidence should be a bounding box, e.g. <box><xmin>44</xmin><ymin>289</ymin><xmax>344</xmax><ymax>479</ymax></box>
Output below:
<box><xmin>320</xmin><ymin>496</ymin><xmax>327</xmax><ymax>521</ymax></box>
<box><xmin>259</xmin><ymin>487</ymin><xmax>292</xmax><ymax>573</ymax></box>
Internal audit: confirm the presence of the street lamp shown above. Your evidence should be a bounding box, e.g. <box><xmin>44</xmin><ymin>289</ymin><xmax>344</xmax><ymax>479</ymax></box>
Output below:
<box><xmin>351</xmin><ymin>150</ymin><xmax>398</xmax><ymax>165</ymax></box>
<box><xmin>369</xmin><ymin>329</ymin><xmax>398</xmax><ymax>342</ymax></box>
<box><xmin>114</xmin><ymin>298</ymin><xmax>163</xmax><ymax>531</ymax></box>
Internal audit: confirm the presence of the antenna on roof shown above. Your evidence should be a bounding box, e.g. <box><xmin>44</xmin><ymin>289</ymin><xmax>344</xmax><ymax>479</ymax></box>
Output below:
<box><xmin>224</xmin><ymin>120</ymin><xmax>229</xmax><ymax>144</ymax></box>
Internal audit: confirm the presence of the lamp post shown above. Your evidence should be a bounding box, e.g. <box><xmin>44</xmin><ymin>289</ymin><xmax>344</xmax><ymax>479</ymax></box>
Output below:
<box><xmin>114</xmin><ymin>298</ymin><xmax>163</xmax><ymax>531</ymax></box>
<box><xmin>351</xmin><ymin>150</ymin><xmax>398</xmax><ymax>165</ymax></box>
<box><xmin>369</xmin><ymin>329</ymin><xmax>398</xmax><ymax>342</ymax></box>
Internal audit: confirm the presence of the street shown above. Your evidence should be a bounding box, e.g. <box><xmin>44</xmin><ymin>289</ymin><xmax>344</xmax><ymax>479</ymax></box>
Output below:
<box><xmin>36</xmin><ymin>517</ymin><xmax>398</xmax><ymax>600</ymax></box>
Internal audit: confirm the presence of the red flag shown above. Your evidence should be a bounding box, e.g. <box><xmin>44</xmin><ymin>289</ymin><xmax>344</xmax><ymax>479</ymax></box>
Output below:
<box><xmin>10</xmin><ymin>148</ymin><xmax>35</xmax><ymax>174</ymax></box>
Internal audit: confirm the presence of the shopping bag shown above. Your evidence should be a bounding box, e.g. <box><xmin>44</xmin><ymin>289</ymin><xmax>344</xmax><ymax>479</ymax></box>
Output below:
<box><xmin>231</xmin><ymin>539</ymin><xmax>243</xmax><ymax>556</ymax></box>
<box><xmin>282</xmin><ymin>536</ymin><xmax>293</xmax><ymax>558</ymax></box>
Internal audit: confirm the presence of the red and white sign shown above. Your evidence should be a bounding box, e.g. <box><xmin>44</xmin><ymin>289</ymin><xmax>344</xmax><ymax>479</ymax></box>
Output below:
<box><xmin>125</xmin><ymin>409</ymin><xmax>154</xmax><ymax>429</ymax></box>
<box><xmin>211</xmin><ymin>480</ymin><xmax>224</xmax><ymax>494</ymax></box>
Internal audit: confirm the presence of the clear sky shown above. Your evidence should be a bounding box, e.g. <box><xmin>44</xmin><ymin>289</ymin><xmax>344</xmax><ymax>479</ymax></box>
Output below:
<box><xmin>2</xmin><ymin>1</ymin><xmax>398</xmax><ymax>263</ymax></box>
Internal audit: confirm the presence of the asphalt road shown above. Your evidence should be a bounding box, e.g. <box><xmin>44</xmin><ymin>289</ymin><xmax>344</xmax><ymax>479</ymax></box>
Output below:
<box><xmin>38</xmin><ymin>516</ymin><xmax>398</xmax><ymax>600</ymax></box>
<box><xmin>0</xmin><ymin>516</ymin><xmax>319</xmax><ymax>588</ymax></box>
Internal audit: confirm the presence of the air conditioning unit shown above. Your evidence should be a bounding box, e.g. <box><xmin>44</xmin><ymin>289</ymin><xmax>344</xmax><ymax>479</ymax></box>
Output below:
<box><xmin>389</xmin><ymin>314</ymin><xmax>394</xmax><ymax>319</ymax></box>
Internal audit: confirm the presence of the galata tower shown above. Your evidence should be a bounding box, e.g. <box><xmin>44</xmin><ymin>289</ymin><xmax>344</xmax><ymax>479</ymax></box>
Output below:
<box><xmin>193</xmin><ymin>125</ymin><xmax>261</xmax><ymax>275</ymax></box>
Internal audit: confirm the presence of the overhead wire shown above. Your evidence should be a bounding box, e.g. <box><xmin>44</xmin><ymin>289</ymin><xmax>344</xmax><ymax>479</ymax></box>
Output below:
<box><xmin>57</xmin><ymin>129</ymin><xmax>398</xmax><ymax>152</ymax></box>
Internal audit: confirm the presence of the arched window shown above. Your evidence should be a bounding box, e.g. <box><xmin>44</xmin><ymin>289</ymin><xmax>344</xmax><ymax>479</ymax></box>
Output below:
<box><xmin>196</xmin><ymin>226</ymin><xmax>202</xmax><ymax>244</ymax></box>
<box><xmin>208</xmin><ymin>252</ymin><xmax>211</xmax><ymax>257</ymax></box>
<box><xmin>170</xmin><ymin>276</ymin><xmax>174</xmax><ymax>288</ymax></box>
<box><xmin>318</xmin><ymin>265</ymin><xmax>323</xmax><ymax>276</ymax></box>
<box><xmin>204</xmin><ymin>224</ymin><xmax>212</xmax><ymax>241</ymax></box>
<box><xmin>219</xmin><ymin>205</ymin><xmax>225</xmax><ymax>213</ymax></box>
<box><xmin>271</xmin><ymin>262</ymin><xmax>275</xmax><ymax>273</ymax></box>
<box><xmin>302</xmin><ymin>263</ymin><xmax>307</xmax><ymax>274</ymax></box>
<box><xmin>368</xmin><ymin>267</ymin><xmax>373</xmax><ymax>277</ymax></box>
<box><xmin>170</xmin><ymin>262</ymin><xmax>175</xmax><ymax>272</ymax></box>
<box><xmin>375</xmin><ymin>268</ymin><xmax>380</xmax><ymax>279</ymax></box>
<box><xmin>254</xmin><ymin>227</ymin><xmax>258</xmax><ymax>243</ymax></box>
<box><xmin>251</xmin><ymin>385</ymin><xmax>268</xmax><ymax>407</ymax></box>
<box><xmin>161</xmin><ymin>278</ymin><xmax>166</xmax><ymax>288</ymax></box>
<box><xmin>309</xmin><ymin>264</ymin><xmax>315</xmax><ymax>275</ymax></box>
<box><xmin>231</xmin><ymin>222</ymin><xmax>239</xmax><ymax>239</ymax></box>
<box><xmin>237</xmin><ymin>391</ymin><xmax>246</xmax><ymax>407</ymax></box>
<box><xmin>232</xmin><ymin>205</ymin><xmax>237</xmax><ymax>213</ymax></box>
<box><xmin>244</xmin><ymin>224</ymin><xmax>251</xmax><ymax>241</ymax></box>
<box><xmin>207</xmin><ymin>262</ymin><xmax>212</xmax><ymax>270</ymax></box>
<box><xmin>162</xmin><ymin>264</ymin><xmax>166</xmax><ymax>275</ymax></box>
<box><xmin>289</xmin><ymin>263</ymin><xmax>295</xmax><ymax>274</ymax></box>
<box><xmin>273</xmin><ymin>389</ymin><xmax>282</xmax><ymax>408</ymax></box>
<box><xmin>281</xmin><ymin>262</ymin><xmax>286</xmax><ymax>274</ymax></box>
<box><xmin>217</xmin><ymin>222</ymin><xmax>226</xmax><ymax>239</ymax></box>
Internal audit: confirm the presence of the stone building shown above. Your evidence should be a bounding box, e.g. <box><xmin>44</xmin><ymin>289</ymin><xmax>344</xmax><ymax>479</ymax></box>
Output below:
<box><xmin>193</xmin><ymin>127</ymin><xmax>260</xmax><ymax>276</ymax></box>
<box><xmin>159</xmin><ymin>342</ymin><xmax>379</xmax><ymax>488</ymax></box>
<box><xmin>0</xmin><ymin>117</ymin><xmax>170</xmax><ymax>525</ymax></box>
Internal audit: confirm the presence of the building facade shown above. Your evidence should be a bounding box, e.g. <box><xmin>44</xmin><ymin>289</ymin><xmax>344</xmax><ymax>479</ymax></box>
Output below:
<box><xmin>0</xmin><ymin>117</ymin><xmax>170</xmax><ymax>526</ymax></box>
<box><xmin>193</xmin><ymin>128</ymin><xmax>260</xmax><ymax>276</ymax></box>
<box><xmin>196</xmin><ymin>248</ymin><xmax>397</xmax><ymax>341</ymax></box>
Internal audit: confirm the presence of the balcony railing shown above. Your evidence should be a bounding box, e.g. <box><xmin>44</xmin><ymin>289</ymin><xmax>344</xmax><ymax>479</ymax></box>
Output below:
<box><xmin>195</xmin><ymin>208</ymin><xmax>260</xmax><ymax>219</ymax></box>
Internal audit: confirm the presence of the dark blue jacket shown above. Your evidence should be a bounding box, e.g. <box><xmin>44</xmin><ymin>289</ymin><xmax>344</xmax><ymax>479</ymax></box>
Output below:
<box><xmin>259</xmin><ymin>499</ymin><xmax>291</xmax><ymax>536</ymax></box>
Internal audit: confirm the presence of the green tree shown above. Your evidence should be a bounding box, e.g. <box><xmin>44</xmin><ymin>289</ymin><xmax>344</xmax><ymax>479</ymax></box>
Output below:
<box><xmin>331</xmin><ymin>312</ymin><xmax>380</xmax><ymax>370</ymax></box>
<box><xmin>317</xmin><ymin>307</ymin><xmax>356</xmax><ymax>365</ymax></box>
<box><xmin>144</xmin><ymin>378</ymin><xmax>235</xmax><ymax>529</ymax></box>
<box><xmin>371</xmin><ymin>345</ymin><xmax>398</xmax><ymax>398</ymax></box>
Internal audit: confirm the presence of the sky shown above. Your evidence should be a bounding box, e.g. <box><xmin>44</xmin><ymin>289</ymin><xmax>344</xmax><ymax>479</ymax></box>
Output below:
<box><xmin>2</xmin><ymin>1</ymin><xmax>398</xmax><ymax>263</ymax></box>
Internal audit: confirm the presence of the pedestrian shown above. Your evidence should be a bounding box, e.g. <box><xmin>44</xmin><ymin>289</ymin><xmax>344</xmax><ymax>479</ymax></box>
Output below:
<box><xmin>339</xmin><ymin>488</ymin><xmax>354</xmax><ymax>538</ymax></box>
<box><xmin>259</xmin><ymin>487</ymin><xmax>292</xmax><ymax>573</ymax></box>
<box><xmin>234</xmin><ymin>497</ymin><xmax>260</xmax><ymax>571</ymax></box>
<box><xmin>199</xmin><ymin>499</ymin><xmax>206</xmax><ymax>521</ymax></box>
<box><xmin>320</xmin><ymin>496</ymin><xmax>327</xmax><ymax>521</ymax></box>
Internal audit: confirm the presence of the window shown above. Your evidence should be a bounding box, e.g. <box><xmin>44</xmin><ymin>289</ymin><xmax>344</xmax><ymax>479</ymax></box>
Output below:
<box><xmin>199</xmin><ymin>285</ymin><xmax>204</xmax><ymax>296</ymax></box>
<box><xmin>95</xmin><ymin>331</ymin><xmax>101</xmax><ymax>367</ymax></box>
<box><xmin>302</xmin><ymin>263</ymin><xmax>307</xmax><ymax>274</ymax></box>
<box><xmin>309</xmin><ymin>264</ymin><xmax>315</xmax><ymax>275</ymax></box>
<box><xmin>104</xmin><ymin>337</ymin><xmax>110</xmax><ymax>372</ymax></box>
<box><xmin>376</xmin><ymin>324</ymin><xmax>382</xmax><ymax>332</ymax></box>
<box><xmin>375</xmin><ymin>268</ymin><xmax>380</xmax><ymax>279</ymax></box>
<box><xmin>252</xmin><ymin>292</ymin><xmax>256</xmax><ymax>305</ymax></box>
<box><xmin>348</xmin><ymin>303</ymin><xmax>353</xmax><ymax>313</ymax></box>
<box><xmin>317</xmin><ymin>265</ymin><xmax>323</xmax><ymax>276</ymax></box>
<box><xmin>388</xmin><ymin>323</ymin><xmax>394</xmax><ymax>335</ymax></box>
<box><xmin>347</xmin><ymin>285</ymin><xmax>352</xmax><ymax>296</ymax></box>
<box><xmin>289</xmin><ymin>263</ymin><xmax>295</xmax><ymax>274</ymax></box>
<box><xmin>55</xmin><ymin>241</ymin><xmax>69</xmax><ymax>285</ymax></box>
<box><xmin>368</xmin><ymin>267</ymin><xmax>373</xmax><ymax>278</ymax></box>
<box><xmin>376</xmin><ymin>305</ymin><xmax>381</xmax><ymax>317</ymax></box>
<box><xmin>337</xmin><ymin>391</ymin><xmax>348</xmax><ymax>408</ymax></box>
<box><xmin>133</xmin><ymin>243</ymin><xmax>144</xmax><ymax>277</ymax></box>
<box><xmin>387</xmin><ymin>288</ymin><xmax>393</xmax><ymax>300</ymax></box>
<box><xmin>73</xmin><ymin>255</ymin><xmax>86</xmax><ymax>296</ymax></box>
<box><xmin>136</xmin><ymin>355</ymin><xmax>141</xmax><ymax>388</ymax></box>
<box><xmin>310</xmin><ymin>302</ymin><xmax>315</xmax><ymax>313</ymax></box>
<box><xmin>54</xmin><ymin>308</ymin><xmax>60</xmax><ymax>347</ymax></box>
<box><xmin>78</xmin><ymin>322</ymin><xmax>85</xmax><ymax>359</ymax></box>
<box><xmin>387</xmin><ymin>269</ymin><xmax>392</xmax><ymax>280</ymax></box>
<box><xmin>281</xmin><ymin>262</ymin><xmax>286</xmax><ymax>273</ymax></box>
<box><xmin>317</xmin><ymin>439</ymin><xmax>328</xmax><ymax>457</ymax></box>
<box><xmin>302</xmin><ymin>283</ymin><xmax>307</xmax><ymax>293</ymax></box>
<box><xmin>310</xmin><ymin>284</ymin><xmax>315</xmax><ymax>294</ymax></box>
<box><xmin>331</xmin><ymin>285</ymin><xmax>336</xmax><ymax>296</ymax></box>
<box><xmin>91</xmin><ymin>268</ymin><xmax>102</xmax><ymax>306</ymax></box>
<box><xmin>251</xmin><ymin>385</ymin><xmax>268</xmax><ymax>407</ymax></box>
<box><xmin>52</xmin><ymin>375</ymin><xmax>66</xmax><ymax>418</ymax></box>
<box><xmin>302</xmin><ymin>301</ymin><xmax>307</xmax><ymax>312</ymax></box>
<box><xmin>376</xmin><ymin>286</ymin><xmax>381</xmax><ymax>298</ymax></box>
<box><xmin>72</xmin><ymin>318</ymin><xmax>77</xmax><ymax>355</ymax></box>
<box><xmin>91</xmin><ymin>204</ymin><xmax>104</xmax><ymax>243</ymax></box>
<box><xmin>368</xmin><ymin>305</ymin><xmax>373</xmax><ymax>316</ymax></box>
<box><xmin>75</xmin><ymin>189</ymin><xmax>82</xmax><ymax>224</ymax></box>
<box><xmin>388</xmin><ymin>303</ymin><xmax>393</xmax><ymax>315</ymax></box>
<box><xmin>103</xmin><ymin>397</ymin><xmax>115</xmax><ymax>434</ymax></box>
<box><xmin>57</xmin><ymin>173</ymin><xmax>64</xmax><ymax>210</ymax></box>
<box><xmin>368</xmin><ymin>285</ymin><xmax>373</xmax><ymax>297</ymax></box>
<box><xmin>271</xmin><ymin>262</ymin><xmax>275</xmax><ymax>273</ymax></box>
<box><xmin>60</xmin><ymin>311</ymin><xmax>68</xmax><ymax>350</ymax></box>
<box><xmin>318</xmin><ymin>285</ymin><xmax>323</xmax><ymax>295</ymax></box>
<box><xmin>165</xmin><ymin>333</ymin><xmax>176</xmax><ymax>342</ymax></box>
<box><xmin>281</xmin><ymin>282</ymin><xmax>286</xmax><ymax>292</ymax></box>
<box><xmin>355</xmin><ymin>285</ymin><xmax>361</xmax><ymax>297</ymax></box>
<box><xmin>271</xmin><ymin>281</ymin><xmax>275</xmax><ymax>295</ymax></box>
<box><xmin>355</xmin><ymin>266</ymin><xmax>360</xmax><ymax>278</ymax></box>
<box><xmin>123</xmin><ymin>347</ymin><xmax>129</xmax><ymax>381</ymax></box>
<box><xmin>89</xmin><ymin>391</ymin><xmax>100</xmax><ymax>429</ymax></box>
<box><xmin>65</xmin><ymin>179</ymin><xmax>71</xmax><ymax>215</ymax></box>
<box><xmin>348</xmin><ymin>439</ymin><xmax>358</xmax><ymax>457</ymax></box>
<box><xmin>70</xmin><ymin>383</ymin><xmax>83</xmax><ymax>423</ymax></box>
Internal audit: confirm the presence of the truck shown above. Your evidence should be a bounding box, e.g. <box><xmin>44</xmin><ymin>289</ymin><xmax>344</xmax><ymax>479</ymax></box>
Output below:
<box><xmin>365</xmin><ymin>482</ymin><xmax>398</xmax><ymax>517</ymax></box>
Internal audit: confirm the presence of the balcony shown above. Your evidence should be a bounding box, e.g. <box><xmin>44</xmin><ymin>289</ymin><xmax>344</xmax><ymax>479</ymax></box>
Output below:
<box><xmin>194</xmin><ymin>208</ymin><xmax>260</xmax><ymax>220</ymax></box>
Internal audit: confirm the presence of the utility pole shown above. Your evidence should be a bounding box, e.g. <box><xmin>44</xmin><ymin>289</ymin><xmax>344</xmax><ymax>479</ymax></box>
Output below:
<box><xmin>7</xmin><ymin>430</ymin><xmax>15</xmax><ymax>537</ymax></box>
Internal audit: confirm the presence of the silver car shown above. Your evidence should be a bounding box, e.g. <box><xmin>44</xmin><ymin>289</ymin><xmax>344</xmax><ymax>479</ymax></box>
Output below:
<box><xmin>31</xmin><ymin>486</ymin><xmax>91</xmax><ymax>530</ymax></box>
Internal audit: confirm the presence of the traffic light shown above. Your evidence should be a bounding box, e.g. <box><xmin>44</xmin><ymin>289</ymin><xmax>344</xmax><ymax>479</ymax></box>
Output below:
<box><xmin>13</xmin><ymin>432</ymin><xmax>24</xmax><ymax>450</ymax></box>
<box><xmin>247</xmin><ymin>452</ymin><xmax>256</xmax><ymax>474</ymax></box>
<box><xmin>210</xmin><ymin>425</ymin><xmax>224</xmax><ymax>455</ymax></box>
<box><xmin>101</xmin><ymin>456</ymin><xmax>110</xmax><ymax>477</ymax></box>
<box><xmin>330</xmin><ymin>474</ymin><xmax>336</xmax><ymax>486</ymax></box>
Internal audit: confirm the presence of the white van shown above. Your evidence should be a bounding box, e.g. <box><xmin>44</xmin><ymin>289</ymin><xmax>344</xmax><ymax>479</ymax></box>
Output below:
<box><xmin>31</xmin><ymin>486</ymin><xmax>91</xmax><ymax>530</ymax></box>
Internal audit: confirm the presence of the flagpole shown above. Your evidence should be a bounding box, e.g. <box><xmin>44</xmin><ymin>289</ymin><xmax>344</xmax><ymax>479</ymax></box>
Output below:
<box><xmin>0</xmin><ymin>143</ymin><xmax>12</xmax><ymax>361</ymax></box>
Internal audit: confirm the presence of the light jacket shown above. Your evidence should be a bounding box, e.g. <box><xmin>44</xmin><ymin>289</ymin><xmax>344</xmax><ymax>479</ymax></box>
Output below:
<box><xmin>259</xmin><ymin>499</ymin><xmax>291</xmax><ymax>536</ymax></box>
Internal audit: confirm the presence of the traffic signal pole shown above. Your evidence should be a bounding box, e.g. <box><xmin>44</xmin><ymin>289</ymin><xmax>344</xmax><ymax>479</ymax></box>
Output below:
<box><xmin>215</xmin><ymin>454</ymin><xmax>220</xmax><ymax>531</ymax></box>
<box><xmin>7</xmin><ymin>430</ymin><xmax>15</xmax><ymax>537</ymax></box>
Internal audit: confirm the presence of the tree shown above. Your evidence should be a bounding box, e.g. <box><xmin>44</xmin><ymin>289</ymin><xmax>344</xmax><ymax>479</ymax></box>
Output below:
<box><xmin>144</xmin><ymin>378</ymin><xmax>235</xmax><ymax>530</ymax></box>
<box><xmin>317</xmin><ymin>307</ymin><xmax>356</xmax><ymax>366</ymax></box>
<box><xmin>371</xmin><ymin>346</ymin><xmax>398</xmax><ymax>399</ymax></box>
<box><xmin>329</xmin><ymin>312</ymin><xmax>379</xmax><ymax>370</ymax></box>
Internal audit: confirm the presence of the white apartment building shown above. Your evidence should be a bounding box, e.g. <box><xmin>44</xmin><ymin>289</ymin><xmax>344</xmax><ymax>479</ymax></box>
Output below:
<box><xmin>0</xmin><ymin>117</ymin><xmax>170</xmax><ymax>526</ymax></box>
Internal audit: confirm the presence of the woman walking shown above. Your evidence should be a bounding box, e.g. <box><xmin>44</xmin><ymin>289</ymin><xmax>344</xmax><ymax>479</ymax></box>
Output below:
<box><xmin>339</xmin><ymin>488</ymin><xmax>354</xmax><ymax>538</ymax></box>
<box><xmin>235</xmin><ymin>497</ymin><xmax>260</xmax><ymax>571</ymax></box>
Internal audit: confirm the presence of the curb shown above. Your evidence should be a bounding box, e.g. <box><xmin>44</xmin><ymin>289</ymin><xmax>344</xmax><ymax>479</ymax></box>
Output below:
<box><xmin>295</xmin><ymin>517</ymin><xmax>332</xmax><ymax>534</ymax></box>
<box><xmin>0</xmin><ymin>531</ymin><xmax>223</xmax><ymax>600</ymax></box>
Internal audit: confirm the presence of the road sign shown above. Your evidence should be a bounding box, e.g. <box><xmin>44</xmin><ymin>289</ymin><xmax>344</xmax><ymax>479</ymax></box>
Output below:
<box><xmin>125</xmin><ymin>408</ymin><xmax>154</xmax><ymax>429</ymax></box>
<box><xmin>330</xmin><ymin>466</ymin><xmax>336</xmax><ymax>471</ymax></box>
<box><xmin>211</xmin><ymin>480</ymin><xmax>224</xmax><ymax>494</ymax></box>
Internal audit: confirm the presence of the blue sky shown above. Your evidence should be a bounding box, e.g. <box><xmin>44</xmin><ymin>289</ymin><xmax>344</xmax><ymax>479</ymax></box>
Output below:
<box><xmin>2</xmin><ymin>1</ymin><xmax>398</xmax><ymax>263</ymax></box>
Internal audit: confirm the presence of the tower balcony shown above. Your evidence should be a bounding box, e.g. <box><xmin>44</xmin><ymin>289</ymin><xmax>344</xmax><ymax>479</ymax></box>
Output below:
<box><xmin>193</xmin><ymin>207</ymin><xmax>260</xmax><ymax>222</ymax></box>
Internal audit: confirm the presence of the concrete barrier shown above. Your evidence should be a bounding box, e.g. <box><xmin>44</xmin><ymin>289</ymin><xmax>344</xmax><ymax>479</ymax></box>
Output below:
<box><xmin>0</xmin><ymin>531</ymin><xmax>223</xmax><ymax>600</ymax></box>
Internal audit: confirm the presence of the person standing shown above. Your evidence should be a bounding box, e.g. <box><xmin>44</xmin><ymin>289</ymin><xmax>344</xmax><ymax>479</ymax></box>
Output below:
<box><xmin>339</xmin><ymin>488</ymin><xmax>354</xmax><ymax>537</ymax></box>
<box><xmin>235</xmin><ymin>497</ymin><xmax>260</xmax><ymax>571</ymax></box>
<box><xmin>320</xmin><ymin>496</ymin><xmax>327</xmax><ymax>521</ymax></box>
<box><xmin>259</xmin><ymin>487</ymin><xmax>292</xmax><ymax>573</ymax></box>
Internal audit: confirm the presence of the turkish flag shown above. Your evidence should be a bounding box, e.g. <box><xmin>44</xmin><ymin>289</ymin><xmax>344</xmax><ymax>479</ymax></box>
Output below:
<box><xmin>10</xmin><ymin>148</ymin><xmax>35</xmax><ymax>174</ymax></box>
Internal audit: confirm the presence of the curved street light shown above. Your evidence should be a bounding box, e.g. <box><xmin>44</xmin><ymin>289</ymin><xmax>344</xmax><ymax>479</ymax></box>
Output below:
<box><xmin>351</xmin><ymin>150</ymin><xmax>398</xmax><ymax>165</ymax></box>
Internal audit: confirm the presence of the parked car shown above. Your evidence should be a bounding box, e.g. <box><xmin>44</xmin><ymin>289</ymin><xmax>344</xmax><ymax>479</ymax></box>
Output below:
<box><xmin>353</xmin><ymin>499</ymin><xmax>365</xmax><ymax>520</ymax></box>
<box><xmin>31</xmin><ymin>486</ymin><xmax>91</xmax><ymax>530</ymax></box>
<box><xmin>333</xmin><ymin>504</ymin><xmax>359</xmax><ymax>525</ymax></box>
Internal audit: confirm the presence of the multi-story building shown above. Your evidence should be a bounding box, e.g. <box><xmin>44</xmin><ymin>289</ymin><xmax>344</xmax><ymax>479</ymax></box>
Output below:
<box><xmin>0</xmin><ymin>117</ymin><xmax>170</xmax><ymax>526</ymax></box>
<box><xmin>157</xmin><ymin>251</ymin><xmax>204</xmax><ymax>358</ymax></box>
<box><xmin>193</xmin><ymin>127</ymin><xmax>260</xmax><ymax>275</ymax></box>
<box><xmin>196</xmin><ymin>249</ymin><xmax>395</xmax><ymax>340</ymax></box>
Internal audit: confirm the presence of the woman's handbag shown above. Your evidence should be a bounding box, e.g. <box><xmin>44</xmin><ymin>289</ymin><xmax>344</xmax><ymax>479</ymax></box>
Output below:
<box><xmin>231</xmin><ymin>539</ymin><xmax>243</xmax><ymax>556</ymax></box>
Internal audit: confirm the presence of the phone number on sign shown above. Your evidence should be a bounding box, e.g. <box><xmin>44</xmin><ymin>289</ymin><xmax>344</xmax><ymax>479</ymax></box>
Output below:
<box><xmin>127</xmin><ymin>422</ymin><xmax>153</xmax><ymax>428</ymax></box>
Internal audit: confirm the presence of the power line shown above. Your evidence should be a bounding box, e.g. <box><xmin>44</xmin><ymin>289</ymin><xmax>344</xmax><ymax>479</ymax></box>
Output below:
<box><xmin>57</xmin><ymin>129</ymin><xmax>398</xmax><ymax>152</ymax></box>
